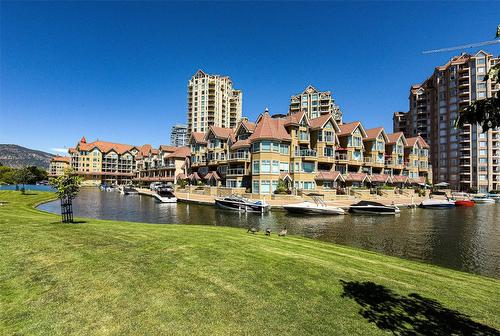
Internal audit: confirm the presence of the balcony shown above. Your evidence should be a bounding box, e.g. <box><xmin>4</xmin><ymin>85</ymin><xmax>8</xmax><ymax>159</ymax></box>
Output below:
<box><xmin>226</xmin><ymin>168</ymin><xmax>246</xmax><ymax>176</ymax></box>
<box><xmin>335</xmin><ymin>153</ymin><xmax>348</xmax><ymax>163</ymax></box>
<box><xmin>295</xmin><ymin>149</ymin><xmax>317</xmax><ymax>158</ymax></box>
<box><xmin>228</xmin><ymin>152</ymin><xmax>250</xmax><ymax>161</ymax></box>
<box><xmin>298</xmin><ymin>133</ymin><xmax>310</xmax><ymax>143</ymax></box>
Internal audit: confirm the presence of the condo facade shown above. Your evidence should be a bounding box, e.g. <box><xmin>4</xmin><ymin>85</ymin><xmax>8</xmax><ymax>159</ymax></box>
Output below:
<box><xmin>48</xmin><ymin>156</ymin><xmax>70</xmax><ymax>177</ymax></box>
<box><xmin>68</xmin><ymin>137</ymin><xmax>147</xmax><ymax>186</ymax></box>
<box><xmin>134</xmin><ymin>145</ymin><xmax>190</xmax><ymax>185</ymax></box>
<box><xmin>188</xmin><ymin>110</ymin><xmax>431</xmax><ymax>194</ymax></box>
<box><xmin>187</xmin><ymin>70</ymin><xmax>242</xmax><ymax>135</ymax></box>
<box><xmin>289</xmin><ymin>85</ymin><xmax>342</xmax><ymax>123</ymax></box>
<box><xmin>394</xmin><ymin>51</ymin><xmax>500</xmax><ymax>192</ymax></box>
<box><xmin>170</xmin><ymin>124</ymin><xmax>188</xmax><ymax>147</ymax></box>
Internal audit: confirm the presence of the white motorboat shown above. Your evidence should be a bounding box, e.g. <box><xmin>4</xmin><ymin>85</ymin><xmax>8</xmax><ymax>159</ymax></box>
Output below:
<box><xmin>420</xmin><ymin>198</ymin><xmax>455</xmax><ymax>209</ymax></box>
<box><xmin>471</xmin><ymin>194</ymin><xmax>495</xmax><ymax>204</ymax></box>
<box><xmin>119</xmin><ymin>186</ymin><xmax>138</xmax><ymax>195</ymax></box>
<box><xmin>349</xmin><ymin>201</ymin><xmax>400</xmax><ymax>215</ymax></box>
<box><xmin>215</xmin><ymin>195</ymin><xmax>270</xmax><ymax>213</ymax></box>
<box><xmin>487</xmin><ymin>193</ymin><xmax>500</xmax><ymax>203</ymax></box>
<box><xmin>283</xmin><ymin>194</ymin><xmax>345</xmax><ymax>215</ymax></box>
<box><xmin>154</xmin><ymin>187</ymin><xmax>177</xmax><ymax>203</ymax></box>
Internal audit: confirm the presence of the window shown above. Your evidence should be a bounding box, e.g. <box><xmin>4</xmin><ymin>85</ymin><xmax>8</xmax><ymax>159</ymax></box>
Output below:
<box><xmin>477</xmin><ymin>67</ymin><xmax>486</xmax><ymax>74</ymax></box>
<box><xmin>479</xmin><ymin>149</ymin><xmax>487</xmax><ymax>156</ymax></box>
<box><xmin>261</xmin><ymin>181</ymin><xmax>271</xmax><ymax>194</ymax></box>
<box><xmin>261</xmin><ymin>160</ymin><xmax>271</xmax><ymax>173</ymax></box>
<box><xmin>279</xmin><ymin>162</ymin><xmax>289</xmax><ymax>172</ymax></box>
<box><xmin>478</xmin><ymin>83</ymin><xmax>486</xmax><ymax>90</ymax></box>
<box><xmin>302</xmin><ymin>162</ymin><xmax>315</xmax><ymax>173</ymax></box>
<box><xmin>252</xmin><ymin>160</ymin><xmax>260</xmax><ymax>174</ymax></box>
<box><xmin>279</xmin><ymin>144</ymin><xmax>289</xmax><ymax>155</ymax></box>
<box><xmin>324</xmin><ymin>147</ymin><xmax>334</xmax><ymax>157</ymax></box>
<box><xmin>253</xmin><ymin>181</ymin><xmax>260</xmax><ymax>194</ymax></box>
<box><xmin>479</xmin><ymin>141</ymin><xmax>487</xmax><ymax>147</ymax></box>
<box><xmin>477</xmin><ymin>58</ymin><xmax>485</xmax><ymax>65</ymax></box>
<box><xmin>261</xmin><ymin>141</ymin><xmax>271</xmax><ymax>151</ymax></box>
<box><xmin>478</xmin><ymin>92</ymin><xmax>486</xmax><ymax>98</ymax></box>
<box><xmin>272</xmin><ymin>160</ymin><xmax>280</xmax><ymax>173</ymax></box>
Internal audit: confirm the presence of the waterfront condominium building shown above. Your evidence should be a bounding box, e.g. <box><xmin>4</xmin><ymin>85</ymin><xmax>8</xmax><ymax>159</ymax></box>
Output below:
<box><xmin>48</xmin><ymin>156</ymin><xmax>70</xmax><ymax>177</ymax></box>
<box><xmin>393</xmin><ymin>111</ymin><xmax>408</xmax><ymax>134</ymax></box>
<box><xmin>67</xmin><ymin>137</ymin><xmax>150</xmax><ymax>186</ymax></box>
<box><xmin>288</xmin><ymin>85</ymin><xmax>343</xmax><ymax>123</ymax></box>
<box><xmin>170</xmin><ymin>124</ymin><xmax>188</xmax><ymax>147</ymax></box>
<box><xmin>187</xmin><ymin>109</ymin><xmax>431</xmax><ymax>194</ymax></box>
<box><xmin>394</xmin><ymin>50</ymin><xmax>500</xmax><ymax>192</ymax></box>
<box><xmin>187</xmin><ymin>70</ymin><xmax>242</xmax><ymax>135</ymax></box>
<box><xmin>134</xmin><ymin>145</ymin><xmax>190</xmax><ymax>185</ymax></box>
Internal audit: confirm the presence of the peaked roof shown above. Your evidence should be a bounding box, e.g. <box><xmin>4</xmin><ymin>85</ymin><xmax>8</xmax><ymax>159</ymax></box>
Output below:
<box><xmin>417</xmin><ymin>136</ymin><xmax>430</xmax><ymax>149</ymax></box>
<box><xmin>370</xmin><ymin>174</ymin><xmax>392</xmax><ymax>183</ymax></box>
<box><xmin>386</xmin><ymin>132</ymin><xmax>407</xmax><ymax>145</ymax></box>
<box><xmin>231</xmin><ymin>139</ymin><xmax>251</xmax><ymax>150</ymax></box>
<box><xmin>364</xmin><ymin>127</ymin><xmax>387</xmax><ymax>141</ymax></box>
<box><xmin>309</xmin><ymin>114</ymin><xmax>340</xmax><ymax>131</ymax></box>
<box><xmin>166</xmin><ymin>146</ymin><xmax>191</xmax><ymax>159</ymax></box>
<box><xmin>51</xmin><ymin>156</ymin><xmax>70</xmax><ymax>163</ymax></box>
<box><xmin>159</xmin><ymin>145</ymin><xmax>177</xmax><ymax>152</ymax></box>
<box><xmin>249</xmin><ymin>112</ymin><xmax>291</xmax><ymax>142</ymax></box>
<box><xmin>241</xmin><ymin>120</ymin><xmax>256</xmax><ymax>132</ymax></box>
<box><xmin>315</xmin><ymin>171</ymin><xmax>345</xmax><ymax>182</ymax></box>
<box><xmin>77</xmin><ymin>139</ymin><xmax>138</xmax><ymax>155</ymax></box>
<box><xmin>337</xmin><ymin>121</ymin><xmax>366</xmax><ymax>137</ymax></box>
<box><xmin>345</xmin><ymin>172</ymin><xmax>370</xmax><ymax>182</ymax></box>
<box><xmin>190</xmin><ymin>132</ymin><xmax>207</xmax><ymax>144</ymax></box>
<box><xmin>207</xmin><ymin>125</ymin><xmax>233</xmax><ymax>140</ymax></box>
<box><xmin>285</xmin><ymin>111</ymin><xmax>309</xmax><ymax>126</ymax></box>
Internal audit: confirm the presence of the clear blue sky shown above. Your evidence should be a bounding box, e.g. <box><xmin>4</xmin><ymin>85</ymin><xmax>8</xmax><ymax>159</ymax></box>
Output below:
<box><xmin>1</xmin><ymin>1</ymin><xmax>499</xmax><ymax>153</ymax></box>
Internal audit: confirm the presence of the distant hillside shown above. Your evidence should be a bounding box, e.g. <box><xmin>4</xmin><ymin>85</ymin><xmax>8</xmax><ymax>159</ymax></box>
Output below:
<box><xmin>0</xmin><ymin>144</ymin><xmax>54</xmax><ymax>169</ymax></box>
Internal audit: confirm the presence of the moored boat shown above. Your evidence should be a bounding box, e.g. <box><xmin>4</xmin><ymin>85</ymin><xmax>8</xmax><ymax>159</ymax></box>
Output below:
<box><xmin>154</xmin><ymin>187</ymin><xmax>177</xmax><ymax>203</ymax></box>
<box><xmin>487</xmin><ymin>194</ymin><xmax>500</xmax><ymax>203</ymax></box>
<box><xmin>471</xmin><ymin>194</ymin><xmax>495</xmax><ymax>204</ymax></box>
<box><xmin>283</xmin><ymin>194</ymin><xmax>345</xmax><ymax>215</ymax></box>
<box><xmin>215</xmin><ymin>195</ymin><xmax>269</xmax><ymax>213</ymax></box>
<box><xmin>420</xmin><ymin>199</ymin><xmax>455</xmax><ymax>209</ymax></box>
<box><xmin>119</xmin><ymin>186</ymin><xmax>138</xmax><ymax>195</ymax></box>
<box><xmin>454</xmin><ymin>200</ymin><xmax>475</xmax><ymax>207</ymax></box>
<box><xmin>349</xmin><ymin>201</ymin><xmax>400</xmax><ymax>215</ymax></box>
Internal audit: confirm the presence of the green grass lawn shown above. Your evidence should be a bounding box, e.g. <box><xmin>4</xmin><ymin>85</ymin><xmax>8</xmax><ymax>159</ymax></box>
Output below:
<box><xmin>1</xmin><ymin>191</ymin><xmax>499</xmax><ymax>335</ymax></box>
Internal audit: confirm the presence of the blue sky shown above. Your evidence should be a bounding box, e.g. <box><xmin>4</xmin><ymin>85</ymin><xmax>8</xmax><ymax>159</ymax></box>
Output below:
<box><xmin>1</xmin><ymin>1</ymin><xmax>499</xmax><ymax>153</ymax></box>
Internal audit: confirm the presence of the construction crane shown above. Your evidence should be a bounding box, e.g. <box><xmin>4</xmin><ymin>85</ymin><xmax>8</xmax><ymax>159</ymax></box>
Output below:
<box><xmin>422</xmin><ymin>24</ymin><xmax>500</xmax><ymax>54</ymax></box>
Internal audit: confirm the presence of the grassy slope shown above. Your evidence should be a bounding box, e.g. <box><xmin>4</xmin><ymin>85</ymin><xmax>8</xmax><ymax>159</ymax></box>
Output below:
<box><xmin>0</xmin><ymin>191</ymin><xmax>499</xmax><ymax>335</ymax></box>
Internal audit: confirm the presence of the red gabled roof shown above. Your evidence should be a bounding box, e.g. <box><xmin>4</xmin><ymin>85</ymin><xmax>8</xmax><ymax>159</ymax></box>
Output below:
<box><xmin>345</xmin><ymin>172</ymin><xmax>370</xmax><ymax>182</ymax></box>
<box><xmin>417</xmin><ymin>136</ymin><xmax>429</xmax><ymax>149</ymax></box>
<box><xmin>190</xmin><ymin>132</ymin><xmax>207</xmax><ymax>144</ymax></box>
<box><xmin>241</xmin><ymin>120</ymin><xmax>256</xmax><ymax>132</ymax></box>
<box><xmin>370</xmin><ymin>174</ymin><xmax>392</xmax><ymax>183</ymax></box>
<box><xmin>77</xmin><ymin>139</ymin><xmax>138</xmax><ymax>155</ymax></box>
<box><xmin>386</xmin><ymin>132</ymin><xmax>405</xmax><ymax>145</ymax></box>
<box><xmin>285</xmin><ymin>111</ymin><xmax>308</xmax><ymax>126</ymax></box>
<box><xmin>231</xmin><ymin>139</ymin><xmax>251</xmax><ymax>150</ymax></box>
<box><xmin>315</xmin><ymin>171</ymin><xmax>345</xmax><ymax>182</ymax></box>
<box><xmin>51</xmin><ymin>156</ymin><xmax>70</xmax><ymax>163</ymax></box>
<box><xmin>160</xmin><ymin>145</ymin><xmax>177</xmax><ymax>152</ymax></box>
<box><xmin>392</xmin><ymin>175</ymin><xmax>409</xmax><ymax>183</ymax></box>
<box><xmin>166</xmin><ymin>146</ymin><xmax>190</xmax><ymax>159</ymax></box>
<box><xmin>337</xmin><ymin>121</ymin><xmax>362</xmax><ymax>136</ymax></box>
<box><xmin>208</xmin><ymin>126</ymin><xmax>233</xmax><ymax>140</ymax></box>
<box><xmin>249</xmin><ymin>112</ymin><xmax>291</xmax><ymax>142</ymax></box>
<box><xmin>309</xmin><ymin>113</ymin><xmax>339</xmax><ymax>131</ymax></box>
<box><xmin>80</xmin><ymin>136</ymin><xmax>87</xmax><ymax>143</ymax></box>
<box><xmin>364</xmin><ymin>127</ymin><xmax>385</xmax><ymax>141</ymax></box>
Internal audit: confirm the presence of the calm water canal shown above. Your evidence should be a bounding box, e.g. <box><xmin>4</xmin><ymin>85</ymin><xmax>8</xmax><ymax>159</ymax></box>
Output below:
<box><xmin>38</xmin><ymin>188</ymin><xmax>500</xmax><ymax>278</ymax></box>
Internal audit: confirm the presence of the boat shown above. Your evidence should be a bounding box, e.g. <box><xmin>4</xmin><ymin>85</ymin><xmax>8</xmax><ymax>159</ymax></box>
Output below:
<box><xmin>215</xmin><ymin>195</ymin><xmax>270</xmax><ymax>213</ymax></box>
<box><xmin>471</xmin><ymin>194</ymin><xmax>495</xmax><ymax>204</ymax></box>
<box><xmin>119</xmin><ymin>186</ymin><xmax>138</xmax><ymax>195</ymax></box>
<box><xmin>283</xmin><ymin>194</ymin><xmax>345</xmax><ymax>215</ymax></box>
<box><xmin>420</xmin><ymin>199</ymin><xmax>455</xmax><ymax>209</ymax></box>
<box><xmin>454</xmin><ymin>200</ymin><xmax>475</xmax><ymax>207</ymax></box>
<box><xmin>487</xmin><ymin>194</ymin><xmax>500</xmax><ymax>203</ymax></box>
<box><xmin>154</xmin><ymin>187</ymin><xmax>177</xmax><ymax>203</ymax></box>
<box><xmin>450</xmin><ymin>192</ymin><xmax>475</xmax><ymax>207</ymax></box>
<box><xmin>349</xmin><ymin>201</ymin><xmax>400</xmax><ymax>215</ymax></box>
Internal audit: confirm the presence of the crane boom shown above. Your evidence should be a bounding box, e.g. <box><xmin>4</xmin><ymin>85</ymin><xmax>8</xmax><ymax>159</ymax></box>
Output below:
<box><xmin>422</xmin><ymin>39</ymin><xmax>500</xmax><ymax>54</ymax></box>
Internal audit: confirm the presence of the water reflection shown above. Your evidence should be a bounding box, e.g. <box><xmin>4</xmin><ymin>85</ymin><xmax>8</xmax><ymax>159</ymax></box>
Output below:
<box><xmin>38</xmin><ymin>188</ymin><xmax>500</xmax><ymax>278</ymax></box>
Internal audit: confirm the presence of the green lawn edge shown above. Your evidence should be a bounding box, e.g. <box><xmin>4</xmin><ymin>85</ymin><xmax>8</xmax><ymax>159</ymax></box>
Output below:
<box><xmin>1</xmin><ymin>190</ymin><xmax>499</xmax><ymax>336</ymax></box>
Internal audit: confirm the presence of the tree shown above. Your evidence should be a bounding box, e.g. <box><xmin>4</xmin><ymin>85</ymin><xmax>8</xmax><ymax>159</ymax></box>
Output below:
<box><xmin>49</xmin><ymin>168</ymin><xmax>82</xmax><ymax>223</ymax></box>
<box><xmin>14</xmin><ymin>167</ymin><xmax>35</xmax><ymax>194</ymax></box>
<box><xmin>455</xmin><ymin>25</ymin><xmax>500</xmax><ymax>131</ymax></box>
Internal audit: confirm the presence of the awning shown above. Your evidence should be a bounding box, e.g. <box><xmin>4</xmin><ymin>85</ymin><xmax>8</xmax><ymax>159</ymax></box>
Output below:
<box><xmin>370</xmin><ymin>174</ymin><xmax>392</xmax><ymax>183</ymax></box>
<box><xmin>345</xmin><ymin>173</ymin><xmax>370</xmax><ymax>183</ymax></box>
<box><xmin>315</xmin><ymin>171</ymin><xmax>345</xmax><ymax>182</ymax></box>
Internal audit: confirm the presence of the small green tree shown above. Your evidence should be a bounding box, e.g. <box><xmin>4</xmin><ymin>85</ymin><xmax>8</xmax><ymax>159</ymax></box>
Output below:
<box><xmin>49</xmin><ymin>168</ymin><xmax>82</xmax><ymax>223</ymax></box>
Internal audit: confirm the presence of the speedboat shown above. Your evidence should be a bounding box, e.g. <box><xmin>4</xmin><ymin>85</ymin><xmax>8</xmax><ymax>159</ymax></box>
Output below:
<box><xmin>283</xmin><ymin>194</ymin><xmax>345</xmax><ymax>215</ymax></box>
<box><xmin>450</xmin><ymin>192</ymin><xmax>474</xmax><ymax>207</ymax></box>
<box><xmin>487</xmin><ymin>193</ymin><xmax>500</xmax><ymax>203</ymax></box>
<box><xmin>215</xmin><ymin>195</ymin><xmax>270</xmax><ymax>213</ymax></box>
<box><xmin>215</xmin><ymin>195</ymin><xmax>269</xmax><ymax>213</ymax></box>
<box><xmin>471</xmin><ymin>194</ymin><xmax>495</xmax><ymax>204</ymax></box>
<box><xmin>349</xmin><ymin>201</ymin><xmax>400</xmax><ymax>215</ymax></box>
<box><xmin>154</xmin><ymin>187</ymin><xmax>177</xmax><ymax>203</ymax></box>
<box><xmin>119</xmin><ymin>186</ymin><xmax>138</xmax><ymax>195</ymax></box>
<box><xmin>420</xmin><ymin>199</ymin><xmax>455</xmax><ymax>209</ymax></box>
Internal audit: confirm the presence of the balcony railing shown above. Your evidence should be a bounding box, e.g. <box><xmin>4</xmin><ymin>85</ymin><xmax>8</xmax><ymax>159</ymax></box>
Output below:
<box><xmin>298</xmin><ymin>134</ymin><xmax>310</xmax><ymax>141</ymax></box>
<box><xmin>229</xmin><ymin>152</ymin><xmax>249</xmax><ymax>160</ymax></box>
<box><xmin>227</xmin><ymin>168</ymin><xmax>246</xmax><ymax>175</ymax></box>
<box><xmin>295</xmin><ymin>149</ymin><xmax>317</xmax><ymax>157</ymax></box>
<box><xmin>335</xmin><ymin>154</ymin><xmax>348</xmax><ymax>161</ymax></box>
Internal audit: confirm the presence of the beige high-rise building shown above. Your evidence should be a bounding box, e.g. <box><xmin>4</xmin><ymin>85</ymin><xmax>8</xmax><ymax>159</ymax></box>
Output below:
<box><xmin>395</xmin><ymin>50</ymin><xmax>500</xmax><ymax>192</ymax></box>
<box><xmin>289</xmin><ymin>85</ymin><xmax>342</xmax><ymax>123</ymax></box>
<box><xmin>187</xmin><ymin>70</ymin><xmax>242</xmax><ymax>135</ymax></box>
